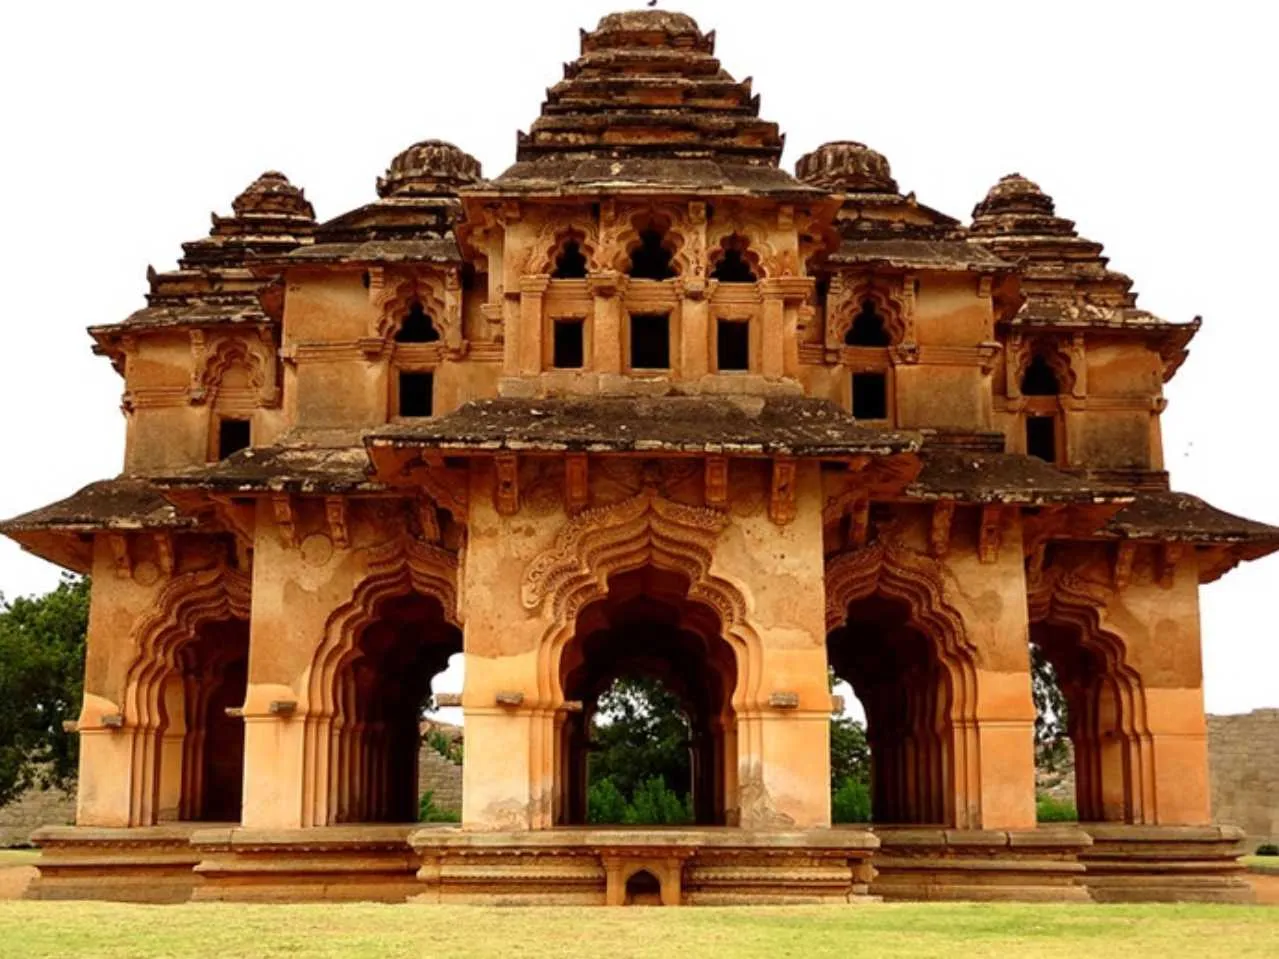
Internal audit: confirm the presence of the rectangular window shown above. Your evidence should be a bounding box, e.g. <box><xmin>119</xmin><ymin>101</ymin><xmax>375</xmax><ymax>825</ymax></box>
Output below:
<box><xmin>398</xmin><ymin>371</ymin><xmax>434</xmax><ymax>418</ymax></box>
<box><xmin>716</xmin><ymin>319</ymin><xmax>750</xmax><ymax>372</ymax></box>
<box><xmin>1026</xmin><ymin>415</ymin><xmax>1057</xmax><ymax>462</ymax></box>
<box><xmin>217</xmin><ymin>418</ymin><xmax>251</xmax><ymax>460</ymax></box>
<box><xmin>630</xmin><ymin>313</ymin><xmax>670</xmax><ymax>370</ymax></box>
<box><xmin>851</xmin><ymin>372</ymin><xmax>889</xmax><ymax>420</ymax></box>
<box><xmin>553</xmin><ymin>318</ymin><xmax>585</xmax><ymax>369</ymax></box>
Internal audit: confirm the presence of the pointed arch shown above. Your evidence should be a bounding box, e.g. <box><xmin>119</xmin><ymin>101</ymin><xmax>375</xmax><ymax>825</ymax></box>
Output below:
<box><xmin>611</xmin><ymin>208</ymin><xmax>690</xmax><ymax>279</ymax></box>
<box><xmin>708</xmin><ymin>233</ymin><xmax>764</xmax><ymax>283</ymax></box>
<box><xmin>531</xmin><ymin>224</ymin><xmax>599</xmax><ymax>277</ymax></box>
<box><xmin>826</xmin><ymin>277</ymin><xmax>909</xmax><ymax>350</ymax></box>
<box><xmin>371</xmin><ymin>269</ymin><xmax>457</xmax><ymax>349</ymax></box>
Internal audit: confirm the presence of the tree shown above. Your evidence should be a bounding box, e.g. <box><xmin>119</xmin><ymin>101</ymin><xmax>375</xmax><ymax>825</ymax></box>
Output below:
<box><xmin>0</xmin><ymin>575</ymin><xmax>89</xmax><ymax>808</ymax></box>
<box><xmin>1030</xmin><ymin>643</ymin><xmax>1070</xmax><ymax>771</ymax></box>
<box><xmin>588</xmin><ymin>676</ymin><xmax>691</xmax><ymax>803</ymax></box>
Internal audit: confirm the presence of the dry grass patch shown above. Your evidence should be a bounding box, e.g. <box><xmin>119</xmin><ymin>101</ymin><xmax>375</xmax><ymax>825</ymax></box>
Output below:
<box><xmin>0</xmin><ymin>901</ymin><xmax>1277</xmax><ymax>959</ymax></box>
<box><xmin>0</xmin><ymin>849</ymin><xmax>40</xmax><ymax>867</ymax></box>
<box><xmin>1244</xmin><ymin>856</ymin><xmax>1279</xmax><ymax>875</ymax></box>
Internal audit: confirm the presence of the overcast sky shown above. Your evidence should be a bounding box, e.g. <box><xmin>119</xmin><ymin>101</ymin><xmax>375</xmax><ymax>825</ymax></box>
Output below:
<box><xmin>0</xmin><ymin>1</ymin><xmax>1275</xmax><ymax>718</ymax></box>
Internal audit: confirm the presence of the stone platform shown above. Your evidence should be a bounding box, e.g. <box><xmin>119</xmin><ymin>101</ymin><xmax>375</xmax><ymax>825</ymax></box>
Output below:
<box><xmin>24</xmin><ymin>823</ymin><xmax>1253</xmax><ymax>904</ymax></box>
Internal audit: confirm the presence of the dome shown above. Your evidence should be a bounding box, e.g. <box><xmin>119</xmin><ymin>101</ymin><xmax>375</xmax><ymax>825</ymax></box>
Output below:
<box><xmin>377</xmin><ymin>140</ymin><xmax>482</xmax><ymax>198</ymax></box>
<box><xmin>231</xmin><ymin>171</ymin><xmax>315</xmax><ymax>220</ymax></box>
<box><xmin>795</xmin><ymin>141</ymin><xmax>897</xmax><ymax>193</ymax></box>
<box><xmin>971</xmin><ymin>173</ymin><xmax>1055</xmax><ymax>220</ymax></box>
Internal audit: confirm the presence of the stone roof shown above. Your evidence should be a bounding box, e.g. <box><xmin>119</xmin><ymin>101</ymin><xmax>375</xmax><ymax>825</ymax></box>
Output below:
<box><xmin>906</xmin><ymin>451</ymin><xmax>1134</xmax><ymax>506</ymax></box>
<box><xmin>970</xmin><ymin>174</ymin><xmax>1200</xmax><ymax>378</ymax></box>
<box><xmin>366</xmin><ymin>396</ymin><xmax>920</xmax><ymax>458</ymax></box>
<box><xmin>286</xmin><ymin>141</ymin><xmax>478</xmax><ymax>266</ymax></box>
<box><xmin>154</xmin><ymin>445</ymin><xmax>381</xmax><ymax>494</ymax></box>
<box><xmin>92</xmin><ymin>172</ymin><xmax>315</xmax><ymax>337</ymax></box>
<box><xmin>795</xmin><ymin>142</ymin><xmax>1010</xmax><ymax>275</ymax></box>
<box><xmin>0</xmin><ymin>478</ymin><xmax>196</xmax><ymax>534</ymax></box>
<box><xmin>1104</xmin><ymin>491</ymin><xmax>1279</xmax><ymax>545</ymax></box>
<box><xmin>477</xmin><ymin>11</ymin><xmax>822</xmax><ymax>198</ymax></box>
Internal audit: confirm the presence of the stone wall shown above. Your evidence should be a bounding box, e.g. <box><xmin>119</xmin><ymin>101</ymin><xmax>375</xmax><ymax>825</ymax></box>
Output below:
<box><xmin>0</xmin><ymin>786</ymin><xmax>74</xmax><ymax>847</ymax></box>
<box><xmin>417</xmin><ymin>748</ymin><xmax>463</xmax><ymax>814</ymax></box>
<box><xmin>1208</xmin><ymin>708</ymin><xmax>1279</xmax><ymax>847</ymax></box>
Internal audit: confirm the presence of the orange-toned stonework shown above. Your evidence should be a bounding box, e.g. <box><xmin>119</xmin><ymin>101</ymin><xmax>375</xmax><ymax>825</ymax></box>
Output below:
<box><xmin>4</xmin><ymin>10</ymin><xmax>1276</xmax><ymax>905</ymax></box>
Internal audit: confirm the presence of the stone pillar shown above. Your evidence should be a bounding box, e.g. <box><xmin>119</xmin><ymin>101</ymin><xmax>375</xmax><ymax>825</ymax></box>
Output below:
<box><xmin>759</xmin><ymin>285</ymin><xmax>786</xmax><ymax>379</ymax></box>
<box><xmin>518</xmin><ymin>275</ymin><xmax>549</xmax><ymax>375</ymax></box>
<box><xmin>588</xmin><ymin>271</ymin><xmax>625</xmax><ymax>374</ymax></box>
<box><xmin>680</xmin><ymin>278</ymin><xmax>710</xmax><ymax>379</ymax></box>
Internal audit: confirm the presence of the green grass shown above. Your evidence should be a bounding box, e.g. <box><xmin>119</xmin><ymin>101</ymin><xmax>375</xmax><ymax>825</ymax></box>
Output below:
<box><xmin>0</xmin><ymin>849</ymin><xmax>40</xmax><ymax>867</ymax></box>
<box><xmin>0</xmin><ymin>902</ymin><xmax>1275</xmax><ymax>959</ymax></box>
<box><xmin>1244</xmin><ymin>855</ymin><xmax>1279</xmax><ymax>875</ymax></box>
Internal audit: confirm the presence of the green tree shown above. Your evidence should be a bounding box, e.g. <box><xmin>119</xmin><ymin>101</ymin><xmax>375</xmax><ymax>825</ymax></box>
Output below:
<box><xmin>0</xmin><ymin>575</ymin><xmax>89</xmax><ymax>808</ymax></box>
<box><xmin>830</xmin><ymin>713</ymin><xmax>870</xmax><ymax>785</ymax></box>
<box><xmin>588</xmin><ymin>677</ymin><xmax>691</xmax><ymax>803</ymax></box>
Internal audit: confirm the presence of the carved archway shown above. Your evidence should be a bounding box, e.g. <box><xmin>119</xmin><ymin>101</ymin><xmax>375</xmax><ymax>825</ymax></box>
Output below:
<box><xmin>1028</xmin><ymin>566</ymin><xmax>1153</xmax><ymax>823</ymax></box>
<box><xmin>825</xmin><ymin>541</ymin><xmax>980</xmax><ymax>827</ymax></box>
<box><xmin>370</xmin><ymin>268</ymin><xmax>459</xmax><ymax>349</ymax></box>
<box><xmin>191</xmin><ymin>336</ymin><xmax>273</xmax><ymax>408</ymax></box>
<box><xmin>521</xmin><ymin>486</ymin><xmax>763</xmax><ymax>712</ymax></box>
<box><xmin>826</xmin><ymin>276</ymin><xmax>910</xmax><ymax>350</ymax></box>
<box><xmin>531</xmin><ymin>223</ymin><xmax>600</xmax><ymax>277</ymax></box>
<box><xmin>609</xmin><ymin>208</ymin><xmax>691</xmax><ymax>279</ymax></box>
<box><xmin>299</xmin><ymin>533</ymin><xmax>461</xmax><ymax>826</ymax></box>
<box><xmin>1010</xmin><ymin>336</ymin><xmax>1079</xmax><ymax>399</ymax></box>
<box><xmin>122</xmin><ymin>564</ymin><xmax>251</xmax><ymax>825</ymax></box>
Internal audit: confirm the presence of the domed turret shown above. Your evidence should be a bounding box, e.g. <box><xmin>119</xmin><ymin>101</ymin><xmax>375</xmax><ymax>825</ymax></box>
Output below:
<box><xmin>795</xmin><ymin>141</ymin><xmax>897</xmax><ymax>194</ymax></box>
<box><xmin>231</xmin><ymin>171</ymin><xmax>315</xmax><ymax>220</ymax></box>
<box><xmin>970</xmin><ymin>173</ymin><xmax>1059</xmax><ymax>227</ymax></box>
<box><xmin>584</xmin><ymin>10</ymin><xmax>711</xmax><ymax>51</ymax></box>
<box><xmin>377</xmin><ymin>140</ymin><xmax>482</xmax><ymax>198</ymax></box>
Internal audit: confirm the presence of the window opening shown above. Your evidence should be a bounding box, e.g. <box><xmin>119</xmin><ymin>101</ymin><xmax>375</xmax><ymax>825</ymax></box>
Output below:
<box><xmin>395</xmin><ymin>302</ymin><xmax>441</xmax><ymax>344</ymax></box>
<box><xmin>716</xmin><ymin>319</ymin><xmax>750</xmax><ymax>372</ymax></box>
<box><xmin>218</xmin><ymin>418</ymin><xmax>251</xmax><ymax>459</ymax></box>
<box><xmin>627</xmin><ymin>229</ymin><xmax>677</xmax><ymax>281</ymax></box>
<box><xmin>553</xmin><ymin>319</ymin><xmax>585</xmax><ymax>369</ymax></box>
<box><xmin>1021</xmin><ymin>355</ymin><xmax>1061</xmax><ymax>396</ymax></box>
<box><xmin>851</xmin><ymin>373</ymin><xmax>889</xmax><ymax>420</ymax></box>
<box><xmin>552</xmin><ymin>239</ymin><xmax>589</xmax><ymax>279</ymax></box>
<box><xmin>630</xmin><ymin>314</ymin><xmax>671</xmax><ymax>370</ymax></box>
<box><xmin>710</xmin><ymin>240</ymin><xmax>757</xmax><ymax>283</ymax></box>
<box><xmin>845</xmin><ymin>300</ymin><xmax>891</xmax><ymax>347</ymax></box>
<box><xmin>399</xmin><ymin>372</ymin><xmax>434</xmax><ymax>418</ymax></box>
<box><xmin>1026</xmin><ymin>415</ymin><xmax>1057</xmax><ymax>462</ymax></box>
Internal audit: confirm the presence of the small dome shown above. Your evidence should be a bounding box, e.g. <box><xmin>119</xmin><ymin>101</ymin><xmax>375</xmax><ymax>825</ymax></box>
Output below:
<box><xmin>377</xmin><ymin>140</ymin><xmax>482</xmax><ymax>198</ymax></box>
<box><xmin>972</xmin><ymin>173</ymin><xmax>1055</xmax><ymax>220</ymax></box>
<box><xmin>231</xmin><ymin>171</ymin><xmax>315</xmax><ymax>220</ymax></box>
<box><xmin>795</xmin><ymin>141</ymin><xmax>897</xmax><ymax>193</ymax></box>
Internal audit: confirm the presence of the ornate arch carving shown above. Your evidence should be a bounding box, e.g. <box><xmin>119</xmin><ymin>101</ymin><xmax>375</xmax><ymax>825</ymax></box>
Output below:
<box><xmin>190</xmin><ymin>335</ymin><xmax>272</xmax><ymax>407</ymax></box>
<box><xmin>606</xmin><ymin>205</ymin><xmax>692</xmax><ymax>278</ymax></box>
<box><xmin>826</xmin><ymin>274</ymin><xmax>911</xmax><ymax>350</ymax></box>
<box><xmin>1009</xmin><ymin>334</ymin><xmax>1079</xmax><ymax>399</ymax></box>
<box><xmin>529</xmin><ymin>221</ymin><xmax>601</xmax><ymax>276</ymax></box>
<box><xmin>707</xmin><ymin>231</ymin><xmax>767</xmax><ymax>282</ymax></box>
<box><xmin>521</xmin><ymin>486</ymin><xmax>764</xmax><ymax>710</ymax></box>
<box><xmin>369</xmin><ymin>267</ymin><xmax>459</xmax><ymax>350</ymax></box>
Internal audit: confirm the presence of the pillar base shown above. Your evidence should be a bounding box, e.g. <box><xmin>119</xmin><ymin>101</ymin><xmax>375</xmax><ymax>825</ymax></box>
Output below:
<box><xmin>868</xmin><ymin>826</ymin><xmax>1092</xmax><ymax>902</ymax></box>
<box><xmin>1080</xmin><ymin>824</ymin><xmax>1254</xmax><ymax>903</ymax></box>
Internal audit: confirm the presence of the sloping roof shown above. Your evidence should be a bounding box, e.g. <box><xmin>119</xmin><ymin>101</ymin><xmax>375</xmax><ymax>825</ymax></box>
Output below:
<box><xmin>154</xmin><ymin>445</ymin><xmax>380</xmax><ymax>494</ymax></box>
<box><xmin>0</xmin><ymin>478</ymin><xmax>196</xmax><ymax>534</ymax></box>
<box><xmin>1104</xmin><ymin>491</ymin><xmax>1279</xmax><ymax>545</ymax></box>
<box><xmin>907</xmin><ymin>451</ymin><xmax>1134</xmax><ymax>505</ymax></box>
<box><xmin>366</xmin><ymin>396</ymin><xmax>920</xmax><ymax>458</ymax></box>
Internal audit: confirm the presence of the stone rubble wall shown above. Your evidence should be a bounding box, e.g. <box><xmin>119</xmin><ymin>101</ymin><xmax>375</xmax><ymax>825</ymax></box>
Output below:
<box><xmin>0</xmin><ymin>786</ymin><xmax>74</xmax><ymax>847</ymax></box>
<box><xmin>1208</xmin><ymin>708</ymin><xmax>1279</xmax><ymax>847</ymax></box>
<box><xmin>417</xmin><ymin>746</ymin><xmax>463</xmax><ymax>814</ymax></box>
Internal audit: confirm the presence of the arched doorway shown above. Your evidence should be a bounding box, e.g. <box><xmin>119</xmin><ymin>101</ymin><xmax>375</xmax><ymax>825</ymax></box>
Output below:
<box><xmin>555</xmin><ymin>567</ymin><xmax>738</xmax><ymax>826</ymax></box>
<box><xmin>327</xmin><ymin>591</ymin><xmax>463</xmax><ymax>823</ymax></box>
<box><xmin>827</xmin><ymin>593</ymin><xmax>954</xmax><ymax>825</ymax></box>
<box><xmin>154</xmin><ymin>618</ymin><xmax>249</xmax><ymax>823</ymax></box>
<box><xmin>1029</xmin><ymin>619</ymin><xmax>1149</xmax><ymax>823</ymax></box>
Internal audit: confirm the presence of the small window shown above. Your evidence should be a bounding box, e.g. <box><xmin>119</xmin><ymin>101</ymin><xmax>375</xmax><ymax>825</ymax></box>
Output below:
<box><xmin>630</xmin><ymin>314</ymin><xmax>670</xmax><ymax>370</ymax></box>
<box><xmin>716</xmin><ymin>319</ymin><xmax>750</xmax><ymax>372</ymax></box>
<box><xmin>851</xmin><ymin>373</ymin><xmax>888</xmax><ymax>420</ymax></box>
<box><xmin>1026</xmin><ymin>415</ymin><xmax>1057</xmax><ymax>462</ymax></box>
<box><xmin>552</xmin><ymin>239</ymin><xmax>588</xmax><ymax>279</ymax></box>
<box><xmin>398</xmin><ymin>372</ymin><xmax>434</xmax><ymax>418</ymax></box>
<box><xmin>711</xmin><ymin>238</ymin><xmax>758</xmax><ymax>283</ymax></box>
<box><xmin>395</xmin><ymin>302</ymin><xmax>440</xmax><ymax>344</ymax></box>
<box><xmin>1021</xmin><ymin>355</ymin><xmax>1061</xmax><ymax>396</ymax></box>
<box><xmin>627</xmin><ymin>230</ymin><xmax>677</xmax><ymax>281</ymax></box>
<box><xmin>553</xmin><ymin>319</ymin><xmax>585</xmax><ymax>369</ymax></box>
<box><xmin>846</xmin><ymin>300</ymin><xmax>891</xmax><ymax>347</ymax></box>
<box><xmin>217</xmin><ymin>418</ymin><xmax>251</xmax><ymax>459</ymax></box>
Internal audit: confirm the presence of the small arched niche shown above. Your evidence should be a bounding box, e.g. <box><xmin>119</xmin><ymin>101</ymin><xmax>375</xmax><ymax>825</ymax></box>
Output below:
<box><xmin>845</xmin><ymin>299</ymin><xmax>891</xmax><ymax>347</ymax></box>
<box><xmin>395</xmin><ymin>301</ymin><xmax>441</xmax><ymax>344</ymax></box>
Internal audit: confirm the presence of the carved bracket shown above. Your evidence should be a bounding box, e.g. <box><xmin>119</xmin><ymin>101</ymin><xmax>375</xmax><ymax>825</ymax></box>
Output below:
<box><xmin>769</xmin><ymin>457</ymin><xmax>798</xmax><ymax>526</ymax></box>
<box><xmin>978</xmin><ymin>505</ymin><xmax>1002</xmax><ymax>564</ymax></box>
<box><xmin>494</xmin><ymin>455</ymin><xmax>520</xmax><ymax>516</ymax></box>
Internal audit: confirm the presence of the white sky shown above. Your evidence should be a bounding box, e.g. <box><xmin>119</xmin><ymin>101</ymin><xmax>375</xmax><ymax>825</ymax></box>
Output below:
<box><xmin>1</xmin><ymin>1</ymin><xmax>1275</xmax><ymax>720</ymax></box>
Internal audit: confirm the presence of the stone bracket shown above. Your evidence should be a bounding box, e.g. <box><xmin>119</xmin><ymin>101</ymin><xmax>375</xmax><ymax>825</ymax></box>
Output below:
<box><xmin>494</xmin><ymin>455</ymin><xmax>520</xmax><ymax>516</ymax></box>
<box><xmin>978</xmin><ymin>505</ymin><xmax>1002</xmax><ymax>563</ymax></box>
<box><xmin>769</xmin><ymin>457</ymin><xmax>797</xmax><ymax>525</ymax></box>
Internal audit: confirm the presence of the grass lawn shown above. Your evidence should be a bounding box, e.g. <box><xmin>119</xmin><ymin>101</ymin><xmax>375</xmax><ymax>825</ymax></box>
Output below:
<box><xmin>1245</xmin><ymin>856</ymin><xmax>1279</xmax><ymax>875</ymax></box>
<box><xmin>0</xmin><ymin>902</ymin><xmax>1275</xmax><ymax>959</ymax></box>
<box><xmin>0</xmin><ymin>848</ymin><xmax>39</xmax><ymax>867</ymax></box>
